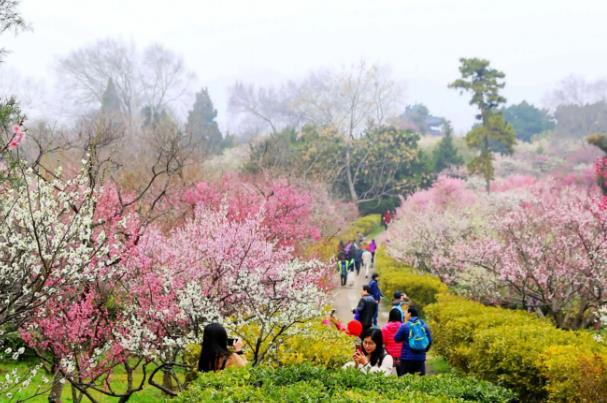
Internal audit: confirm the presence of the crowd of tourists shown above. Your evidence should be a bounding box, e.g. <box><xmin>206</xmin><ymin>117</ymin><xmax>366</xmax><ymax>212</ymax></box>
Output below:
<box><xmin>334</xmin><ymin>231</ymin><xmax>432</xmax><ymax>377</ymax></box>
<box><xmin>197</xmin><ymin>218</ymin><xmax>432</xmax><ymax>378</ymax></box>
<box><xmin>336</xmin><ymin>238</ymin><xmax>377</xmax><ymax>286</ymax></box>
<box><xmin>338</xmin><ymin>275</ymin><xmax>432</xmax><ymax>377</ymax></box>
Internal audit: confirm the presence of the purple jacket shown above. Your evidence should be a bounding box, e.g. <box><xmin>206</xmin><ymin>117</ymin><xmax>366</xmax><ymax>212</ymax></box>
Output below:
<box><xmin>369</xmin><ymin>241</ymin><xmax>377</xmax><ymax>253</ymax></box>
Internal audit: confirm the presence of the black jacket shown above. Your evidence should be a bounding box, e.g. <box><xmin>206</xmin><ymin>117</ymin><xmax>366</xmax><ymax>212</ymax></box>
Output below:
<box><xmin>355</xmin><ymin>295</ymin><xmax>378</xmax><ymax>327</ymax></box>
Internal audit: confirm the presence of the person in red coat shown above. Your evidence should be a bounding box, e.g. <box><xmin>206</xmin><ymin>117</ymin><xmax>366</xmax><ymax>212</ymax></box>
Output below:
<box><xmin>381</xmin><ymin>308</ymin><xmax>404</xmax><ymax>375</ymax></box>
<box><xmin>383</xmin><ymin>211</ymin><xmax>392</xmax><ymax>229</ymax></box>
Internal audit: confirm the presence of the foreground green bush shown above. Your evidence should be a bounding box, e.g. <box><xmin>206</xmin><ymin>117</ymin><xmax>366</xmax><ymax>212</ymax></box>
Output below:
<box><xmin>427</xmin><ymin>292</ymin><xmax>607</xmax><ymax>402</ymax></box>
<box><xmin>376</xmin><ymin>249</ymin><xmax>447</xmax><ymax>312</ymax></box>
<box><xmin>176</xmin><ymin>365</ymin><xmax>515</xmax><ymax>402</ymax></box>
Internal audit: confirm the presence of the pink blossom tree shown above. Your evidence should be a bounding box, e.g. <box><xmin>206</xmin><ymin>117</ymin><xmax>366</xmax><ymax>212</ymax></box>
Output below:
<box><xmin>181</xmin><ymin>174</ymin><xmax>321</xmax><ymax>248</ymax></box>
<box><xmin>386</xmin><ymin>174</ymin><xmax>607</xmax><ymax>329</ymax></box>
<box><xmin>464</xmin><ymin>183</ymin><xmax>607</xmax><ymax>328</ymax></box>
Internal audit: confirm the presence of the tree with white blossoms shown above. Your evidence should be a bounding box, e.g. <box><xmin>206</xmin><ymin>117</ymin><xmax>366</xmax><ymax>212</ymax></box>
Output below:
<box><xmin>1</xmin><ymin>164</ymin><xmax>140</xmax><ymax>402</ymax></box>
<box><xmin>124</xmin><ymin>204</ymin><xmax>328</xmax><ymax>396</ymax></box>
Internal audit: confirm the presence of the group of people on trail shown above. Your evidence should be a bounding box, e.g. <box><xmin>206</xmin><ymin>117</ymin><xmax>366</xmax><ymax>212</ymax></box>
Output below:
<box><xmin>330</xmin><ymin>257</ymin><xmax>432</xmax><ymax>378</ymax></box>
<box><xmin>346</xmin><ymin>284</ymin><xmax>432</xmax><ymax>377</ymax></box>
<box><xmin>337</xmin><ymin>238</ymin><xmax>377</xmax><ymax>286</ymax></box>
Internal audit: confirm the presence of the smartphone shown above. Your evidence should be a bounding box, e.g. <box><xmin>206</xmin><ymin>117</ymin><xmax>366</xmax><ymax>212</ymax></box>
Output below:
<box><xmin>227</xmin><ymin>337</ymin><xmax>237</xmax><ymax>347</ymax></box>
<box><xmin>355</xmin><ymin>344</ymin><xmax>364</xmax><ymax>354</ymax></box>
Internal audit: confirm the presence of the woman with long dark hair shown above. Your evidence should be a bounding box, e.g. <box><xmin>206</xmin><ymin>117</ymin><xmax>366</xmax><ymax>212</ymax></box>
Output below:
<box><xmin>197</xmin><ymin>323</ymin><xmax>247</xmax><ymax>372</ymax></box>
<box><xmin>343</xmin><ymin>328</ymin><xmax>394</xmax><ymax>376</ymax></box>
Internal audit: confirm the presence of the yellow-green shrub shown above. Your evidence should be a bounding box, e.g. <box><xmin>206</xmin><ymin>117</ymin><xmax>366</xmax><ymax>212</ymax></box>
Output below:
<box><xmin>276</xmin><ymin>321</ymin><xmax>355</xmax><ymax>368</ymax></box>
<box><xmin>183</xmin><ymin>319</ymin><xmax>354</xmax><ymax>371</ymax></box>
<box><xmin>539</xmin><ymin>345</ymin><xmax>607</xmax><ymax>403</ymax></box>
<box><xmin>466</xmin><ymin>324</ymin><xmax>573</xmax><ymax>401</ymax></box>
<box><xmin>425</xmin><ymin>292</ymin><xmax>607</xmax><ymax>402</ymax></box>
<box><xmin>376</xmin><ymin>249</ymin><xmax>447</xmax><ymax>310</ymax></box>
<box><xmin>426</xmin><ymin>293</ymin><xmax>544</xmax><ymax>370</ymax></box>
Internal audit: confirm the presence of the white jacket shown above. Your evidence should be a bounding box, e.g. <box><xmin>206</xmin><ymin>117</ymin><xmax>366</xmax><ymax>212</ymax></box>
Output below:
<box><xmin>342</xmin><ymin>354</ymin><xmax>394</xmax><ymax>376</ymax></box>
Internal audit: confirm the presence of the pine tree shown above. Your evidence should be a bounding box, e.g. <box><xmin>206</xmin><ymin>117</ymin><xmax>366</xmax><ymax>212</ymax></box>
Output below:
<box><xmin>100</xmin><ymin>78</ymin><xmax>122</xmax><ymax>118</ymax></box>
<box><xmin>449</xmin><ymin>58</ymin><xmax>516</xmax><ymax>192</ymax></box>
<box><xmin>186</xmin><ymin>88</ymin><xmax>223</xmax><ymax>154</ymax></box>
<box><xmin>433</xmin><ymin>122</ymin><xmax>463</xmax><ymax>172</ymax></box>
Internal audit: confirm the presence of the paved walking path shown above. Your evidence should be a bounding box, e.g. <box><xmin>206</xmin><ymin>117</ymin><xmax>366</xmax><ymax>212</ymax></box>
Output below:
<box><xmin>330</xmin><ymin>231</ymin><xmax>389</xmax><ymax>325</ymax></box>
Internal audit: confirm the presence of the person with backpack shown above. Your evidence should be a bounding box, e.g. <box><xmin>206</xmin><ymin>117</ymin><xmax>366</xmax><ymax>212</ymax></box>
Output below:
<box><xmin>368</xmin><ymin>273</ymin><xmax>383</xmax><ymax>326</ymax></box>
<box><xmin>337</xmin><ymin>254</ymin><xmax>353</xmax><ymax>287</ymax></box>
<box><xmin>353</xmin><ymin>285</ymin><xmax>378</xmax><ymax>334</ymax></box>
<box><xmin>394</xmin><ymin>307</ymin><xmax>432</xmax><ymax>376</ymax></box>
<box><xmin>391</xmin><ymin>291</ymin><xmax>410</xmax><ymax>322</ymax></box>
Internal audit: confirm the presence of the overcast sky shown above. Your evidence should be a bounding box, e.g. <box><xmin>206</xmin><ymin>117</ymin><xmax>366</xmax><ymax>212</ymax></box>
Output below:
<box><xmin>2</xmin><ymin>0</ymin><xmax>607</xmax><ymax>133</ymax></box>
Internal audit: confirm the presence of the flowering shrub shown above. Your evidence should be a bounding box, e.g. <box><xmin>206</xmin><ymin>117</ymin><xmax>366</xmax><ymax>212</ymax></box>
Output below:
<box><xmin>181</xmin><ymin>174</ymin><xmax>321</xmax><ymax>248</ymax></box>
<box><xmin>386</xmin><ymin>173</ymin><xmax>607</xmax><ymax>329</ymax></box>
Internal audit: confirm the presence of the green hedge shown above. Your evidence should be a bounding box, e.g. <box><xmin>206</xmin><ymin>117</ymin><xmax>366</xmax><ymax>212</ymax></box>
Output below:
<box><xmin>376</xmin><ymin>249</ymin><xmax>447</xmax><ymax>314</ymax></box>
<box><xmin>176</xmin><ymin>364</ymin><xmax>515</xmax><ymax>402</ymax></box>
<box><xmin>426</xmin><ymin>293</ymin><xmax>607</xmax><ymax>402</ymax></box>
<box><xmin>378</xmin><ymin>251</ymin><xmax>607</xmax><ymax>402</ymax></box>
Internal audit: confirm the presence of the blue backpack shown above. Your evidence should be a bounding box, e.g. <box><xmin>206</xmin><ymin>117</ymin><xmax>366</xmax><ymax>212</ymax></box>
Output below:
<box><xmin>408</xmin><ymin>319</ymin><xmax>430</xmax><ymax>351</ymax></box>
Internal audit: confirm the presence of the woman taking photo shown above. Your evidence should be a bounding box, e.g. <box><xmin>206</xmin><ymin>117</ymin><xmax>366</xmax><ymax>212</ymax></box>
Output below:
<box><xmin>197</xmin><ymin>323</ymin><xmax>247</xmax><ymax>372</ymax></box>
<box><xmin>343</xmin><ymin>328</ymin><xmax>394</xmax><ymax>376</ymax></box>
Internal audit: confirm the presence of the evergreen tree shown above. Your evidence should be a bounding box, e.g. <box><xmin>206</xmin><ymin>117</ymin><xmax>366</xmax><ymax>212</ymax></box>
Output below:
<box><xmin>449</xmin><ymin>58</ymin><xmax>516</xmax><ymax>192</ymax></box>
<box><xmin>502</xmin><ymin>101</ymin><xmax>554</xmax><ymax>142</ymax></box>
<box><xmin>100</xmin><ymin>78</ymin><xmax>122</xmax><ymax>118</ymax></box>
<box><xmin>433</xmin><ymin>122</ymin><xmax>463</xmax><ymax>172</ymax></box>
<box><xmin>186</xmin><ymin>88</ymin><xmax>223</xmax><ymax>155</ymax></box>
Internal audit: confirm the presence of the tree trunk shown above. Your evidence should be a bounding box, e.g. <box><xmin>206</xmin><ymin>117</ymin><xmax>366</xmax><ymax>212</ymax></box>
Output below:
<box><xmin>48</xmin><ymin>370</ymin><xmax>64</xmax><ymax>403</ymax></box>
<box><xmin>345</xmin><ymin>145</ymin><xmax>359</xmax><ymax>203</ymax></box>
<box><xmin>70</xmin><ymin>384</ymin><xmax>82</xmax><ymax>403</ymax></box>
<box><xmin>162</xmin><ymin>368</ymin><xmax>173</xmax><ymax>393</ymax></box>
<box><xmin>125</xmin><ymin>364</ymin><xmax>134</xmax><ymax>393</ymax></box>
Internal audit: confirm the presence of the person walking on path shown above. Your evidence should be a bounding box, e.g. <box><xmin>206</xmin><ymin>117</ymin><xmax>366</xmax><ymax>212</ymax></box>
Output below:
<box><xmin>338</xmin><ymin>240</ymin><xmax>345</xmax><ymax>256</ymax></box>
<box><xmin>368</xmin><ymin>273</ymin><xmax>383</xmax><ymax>326</ymax></box>
<box><xmin>353</xmin><ymin>244</ymin><xmax>363</xmax><ymax>276</ymax></box>
<box><xmin>382</xmin><ymin>211</ymin><xmax>392</xmax><ymax>229</ymax></box>
<box><xmin>362</xmin><ymin>249</ymin><xmax>372</xmax><ymax>278</ymax></box>
<box><xmin>337</xmin><ymin>254</ymin><xmax>353</xmax><ymax>287</ymax></box>
<box><xmin>368</xmin><ymin>239</ymin><xmax>377</xmax><ymax>264</ymax></box>
<box><xmin>343</xmin><ymin>328</ymin><xmax>394</xmax><ymax>376</ymax></box>
<box><xmin>382</xmin><ymin>308</ymin><xmax>404</xmax><ymax>375</ymax></box>
<box><xmin>391</xmin><ymin>291</ymin><xmax>410</xmax><ymax>322</ymax></box>
<box><xmin>353</xmin><ymin>285</ymin><xmax>378</xmax><ymax>334</ymax></box>
<box><xmin>394</xmin><ymin>307</ymin><xmax>432</xmax><ymax>376</ymax></box>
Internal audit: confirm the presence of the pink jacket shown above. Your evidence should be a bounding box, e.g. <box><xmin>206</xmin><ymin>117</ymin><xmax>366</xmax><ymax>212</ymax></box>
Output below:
<box><xmin>381</xmin><ymin>321</ymin><xmax>403</xmax><ymax>359</ymax></box>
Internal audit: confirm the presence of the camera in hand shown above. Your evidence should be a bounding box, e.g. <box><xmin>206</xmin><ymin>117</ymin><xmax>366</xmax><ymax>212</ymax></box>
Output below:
<box><xmin>227</xmin><ymin>337</ymin><xmax>237</xmax><ymax>347</ymax></box>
